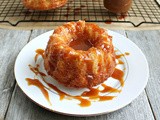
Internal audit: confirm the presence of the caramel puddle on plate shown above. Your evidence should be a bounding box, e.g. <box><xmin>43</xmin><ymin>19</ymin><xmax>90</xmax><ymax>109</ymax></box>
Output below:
<box><xmin>25</xmin><ymin>49</ymin><xmax>130</xmax><ymax>107</ymax></box>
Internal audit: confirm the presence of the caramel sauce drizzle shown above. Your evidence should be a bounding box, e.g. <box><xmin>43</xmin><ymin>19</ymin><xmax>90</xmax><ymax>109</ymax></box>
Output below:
<box><xmin>101</xmin><ymin>84</ymin><xmax>121</xmax><ymax>93</ymax></box>
<box><xmin>74</xmin><ymin>96</ymin><xmax>91</xmax><ymax>107</ymax></box>
<box><xmin>118</xmin><ymin>59</ymin><xmax>124</xmax><ymax>64</ymax></box>
<box><xmin>25</xmin><ymin>49</ymin><xmax>130</xmax><ymax>107</ymax></box>
<box><xmin>81</xmin><ymin>88</ymin><xmax>99</xmax><ymax>97</ymax></box>
<box><xmin>35</xmin><ymin>49</ymin><xmax>45</xmax><ymax>62</ymax></box>
<box><xmin>28</xmin><ymin>64</ymin><xmax>46</xmax><ymax>77</ymax></box>
<box><xmin>125</xmin><ymin>52</ymin><xmax>130</xmax><ymax>55</ymax></box>
<box><xmin>99</xmin><ymin>96</ymin><xmax>115</xmax><ymax>101</ymax></box>
<box><xmin>25</xmin><ymin>78</ymin><xmax>51</xmax><ymax>105</ymax></box>
<box><xmin>115</xmin><ymin>52</ymin><xmax>130</xmax><ymax>59</ymax></box>
<box><xmin>47</xmin><ymin>83</ymin><xmax>69</xmax><ymax>101</ymax></box>
<box><xmin>111</xmin><ymin>68</ymin><xmax>124</xmax><ymax>87</ymax></box>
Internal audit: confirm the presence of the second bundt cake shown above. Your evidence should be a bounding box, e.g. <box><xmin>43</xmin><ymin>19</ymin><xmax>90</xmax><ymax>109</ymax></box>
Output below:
<box><xmin>23</xmin><ymin>0</ymin><xmax>67</xmax><ymax>10</ymax></box>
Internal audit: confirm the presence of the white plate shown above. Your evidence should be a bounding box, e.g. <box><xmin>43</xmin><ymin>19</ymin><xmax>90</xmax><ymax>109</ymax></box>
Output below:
<box><xmin>14</xmin><ymin>30</ymin><xmax>149</xmax><ymax>116</ymax></box>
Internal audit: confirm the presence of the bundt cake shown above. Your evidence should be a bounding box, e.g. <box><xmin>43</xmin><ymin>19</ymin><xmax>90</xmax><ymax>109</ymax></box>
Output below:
<box><xmin>23</xmin><ymin>0</ymin><xmax>67</xmax><ymax>10</ymax></box>
<box><xmin>44</xmin><ymin>20</ymin><xmax>116</xmax><ymax>88</ymax></box>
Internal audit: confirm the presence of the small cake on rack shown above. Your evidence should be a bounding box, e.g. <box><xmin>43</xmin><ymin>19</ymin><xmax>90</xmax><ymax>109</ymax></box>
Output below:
<box><xmin>23</xmin><ymin>0</ymin><xmax>67</xmax><ymax>10</ymax></box>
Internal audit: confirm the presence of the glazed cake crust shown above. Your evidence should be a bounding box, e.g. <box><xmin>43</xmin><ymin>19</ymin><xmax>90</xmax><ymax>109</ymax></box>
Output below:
<box><xmin>44</xmin><ymin>21</ymin><xmax>116</xmax><ymax>88</ymax></box>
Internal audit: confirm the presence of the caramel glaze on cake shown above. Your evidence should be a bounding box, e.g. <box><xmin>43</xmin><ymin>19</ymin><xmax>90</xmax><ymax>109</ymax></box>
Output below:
<box><xmin>23</xmin><ymin>0</ymin><xmax>67</xmax><ymax>10</ymax></box>
<box><xmin>44</xmin><ymin>21</ymin><xmax>116</xmax><ymax>88</ymax></box>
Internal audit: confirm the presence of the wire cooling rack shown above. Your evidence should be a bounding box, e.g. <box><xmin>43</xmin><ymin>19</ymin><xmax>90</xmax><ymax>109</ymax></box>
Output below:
<box><xmin>0</xmin><ymin>0</ymin><xmax>160</xmax><ymax>27</ymax></box>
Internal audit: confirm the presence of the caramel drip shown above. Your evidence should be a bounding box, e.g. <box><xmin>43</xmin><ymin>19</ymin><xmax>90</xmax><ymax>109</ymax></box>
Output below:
<box><xmin>111</xmin><ymin>68</ymin><xmax>124</xmax><ymax>86</ymax></box>
<box><xmin>74</xmin><ymin>96</ymin><xmax>91</xmax><ymax>107</ymax></box>
<box><xmin>47</xmin><ymin>83</ymin><xmax>69</xmax><ymax>100</ymax></box>
<box><xmin>116</xmin><ymin>52</ymin><xmax>130</xmax><ymax>59</ymax></box>
<box><xmin>81</xmin><ymin>88</ymin><xmax>99</xmax><ymax>97</ymax></box>
<box><xmin>118</xmin><ymin>59</ymin><xmax>124</xmax><ymax>64</ymax></box>
<box><xmin>29</xmin><ymin>64</ymin><xmax>46</xmax><ymax>77</ymax></box>
<box><xmin>25</xmin><ymin>78</ymin><xmax>51</xmax><ymax>105</ymax></box>
<box><xmin>115</xmin><ymin>54</ymin><xmax>124</xmax><ymax>59</ymax></box>
<box><xmin>35</xmin><ymin>49</ymin><xmax>45</xmax><ymax>62</ymax></box>
<box><xmin>99</xmin><ymin>96</ymin><xmax>114</xmax><ymax>101</ymax></box>
<box><xmin>125</xmin><ymin>52</ymin><xmax>130</xmax><ymax>55</ymax></box>
<box><xmin>86</xmin><ymin>95</ymin><xmax>115</xmax><ymax>101</ymax></box>
<box><xmin>47</xmin><ymin>83</ymin><xmax>93</xmax><ymax>107</ymax></box>
<box><xmin>101</xmin><ymin>84</ymin><xmax>121</xmax><ymax>93</ymax></box>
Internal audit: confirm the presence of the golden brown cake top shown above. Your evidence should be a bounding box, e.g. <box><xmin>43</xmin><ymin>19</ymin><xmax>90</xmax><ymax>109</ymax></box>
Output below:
<box><xmin>23</xmin><ymin>0</ymin><xmax>67</xmax><ymax>10</ymax></box>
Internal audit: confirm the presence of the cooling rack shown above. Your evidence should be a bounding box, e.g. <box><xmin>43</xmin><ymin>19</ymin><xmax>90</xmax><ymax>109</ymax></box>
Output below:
<box><xmin>0</xmin><ymin>0</ymin><xmax>160</xmax><ymax>27</ymax></box>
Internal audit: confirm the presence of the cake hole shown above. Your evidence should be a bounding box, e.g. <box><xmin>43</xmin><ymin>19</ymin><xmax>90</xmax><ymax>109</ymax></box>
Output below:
<box><xmin>69</xmin><ymin>38</ymin><xmax>93</xmax><ymax>51</ymax></box>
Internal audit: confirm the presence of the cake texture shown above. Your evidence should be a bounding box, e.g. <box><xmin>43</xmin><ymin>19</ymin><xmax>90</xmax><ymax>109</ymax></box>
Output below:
<box><xmin>44</xmin><ymin>21</ymin><xmax>116</xmax><ymax>88</ymax></box>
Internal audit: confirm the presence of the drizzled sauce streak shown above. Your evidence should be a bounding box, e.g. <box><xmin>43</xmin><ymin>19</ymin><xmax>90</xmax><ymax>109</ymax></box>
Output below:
<box><xmin>46</xmin><ymin>84</ymin><xmax>92</xmax><ymax>107</ymax></box>
<box><xmin>116</xmin><ymin>52</ymin><xmax>130</xmax><ymax>59</ymax></box>
<box><xmin>99</xmin><ymin>96</ymin><xmax>114</xmax><ymax>101</ymax></box>
<box><xmin>35</xmin><ymin>49</ymin><xmax>45</xmax><ymax>62</ymax></box>
<box><xmin>47</xmin><ymin>83</ymin><xmax>68</xmax><ymax>100</ymax></box>
<box><xmin>118</xmin><ymin>59</ymin><xmax>124</xmax><ymax>64</ymax></box>
<box><xmin>111</xmin><ymin>68</ymin><xmax>124</xmax><ymax>86</ymax></box>
<box><xmin>101</xmin><ymin>84</ymin><xmax>121</xmax><ymax>93</ymax></box>
<box><xmin>29</xmin><ymin>64</ymin><xmax>46</xmax><ymax>77</ymax></box>
<box><xmin>25</xmin><ymin>78</ymin><xmax>51</xmax><ymax>105</ymax></box>
<box><xmin>125</xmin><ymin>52</ymin><xmax>130</xmax><ymax>55</ymax></box>
<box><xmin>25</xmin><ymin>49</ymin><xmax>130</xmax><ymax>107</ymax></box>
<box><xmin>116</xmin><ymin>54</ymin><xmax>124</xmax><ymax>59</ymax></box>
<box><xmin>74</xmin><ymin>96</ymin><xmax>91</xmax><ymax>107</ymax></box>
<box><xmin>82</xmin><ymin>88</ymin><xmax>99</xmax><ymax>97</ymax></box>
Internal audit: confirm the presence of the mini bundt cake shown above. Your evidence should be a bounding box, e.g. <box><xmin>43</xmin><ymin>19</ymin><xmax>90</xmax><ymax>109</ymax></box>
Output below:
<box><xmin>44</xmin><ymin>20</ymin><xmax>116</xmax><ymax>88</ymax></box>
<box><xmin>23</xmin><ymin>0</ymin><xmax>67</xmax><ymax>10</ymax></box>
